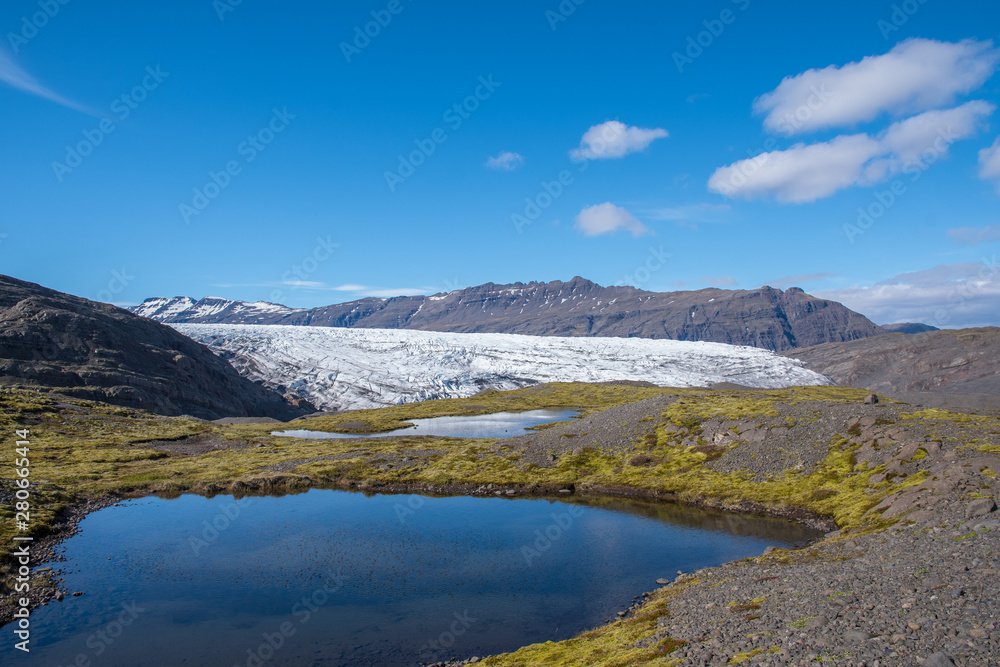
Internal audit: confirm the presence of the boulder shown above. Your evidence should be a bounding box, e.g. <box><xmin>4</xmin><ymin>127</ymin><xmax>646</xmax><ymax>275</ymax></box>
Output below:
<box><xmin>966</xmin><ymin>498</ymin><xmax>997</xmax><ymax>518</ymax></box>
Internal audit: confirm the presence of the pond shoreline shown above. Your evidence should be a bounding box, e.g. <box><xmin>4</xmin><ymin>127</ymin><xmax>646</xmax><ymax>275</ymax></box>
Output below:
<box><xmin>0</xmin><ymin>478</ymin><xmax>833</xmax><ymax>630</ymax></box>
<box><xmin>3</xmin><ymin>384</ymin><xmax>999</xmax><ymax>665</ymax></box>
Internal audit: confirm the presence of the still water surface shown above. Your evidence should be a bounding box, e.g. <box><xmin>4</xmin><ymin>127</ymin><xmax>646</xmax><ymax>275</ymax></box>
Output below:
<box><xmin>2</xmin><ymin>490</ymin><xmax>820</xmax><ymax>666</ymax></box>
<box><xmin>273</xmin><ymin>409</ymin><xmax>580</xmax><ymax>440</ymax></box>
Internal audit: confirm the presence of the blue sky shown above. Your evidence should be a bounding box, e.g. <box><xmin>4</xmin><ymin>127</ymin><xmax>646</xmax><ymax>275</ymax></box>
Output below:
<box><xmin>1</xmin><ymin>0</ymin><xmax>999</xmax><ymax>327</ymax></box>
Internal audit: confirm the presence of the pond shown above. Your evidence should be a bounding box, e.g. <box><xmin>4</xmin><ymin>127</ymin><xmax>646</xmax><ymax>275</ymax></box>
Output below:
<box><xmin>2</xmin><ymin>490</ymin><xmax>821</xmax><ymax>666</ymax></box>
<box><xmin>273</xmin><ymin>409</ymin><xmax>581</xmax><ymax>440</ymax></box>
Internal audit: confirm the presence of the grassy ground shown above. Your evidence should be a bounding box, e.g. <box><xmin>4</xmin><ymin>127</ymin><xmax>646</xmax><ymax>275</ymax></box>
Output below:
<box><xmin>1</xmin><ymin>382</ymin><xmax>990</xmax><ymax>665</ymax></box>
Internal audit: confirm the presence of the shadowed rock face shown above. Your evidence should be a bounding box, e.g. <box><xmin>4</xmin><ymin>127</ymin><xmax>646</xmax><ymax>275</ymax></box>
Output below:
<box><xmin>133</xmin><ymin>278</ymin><xmax>884</xmax><ymax>352</ymax></box>
<box><xmin>785</xmin><ymin>328</ymin><xmax>1000</xmax><ymax>398</ymax></box>
<box><xmin>0</xmin><ymin>275</ymin><xmax>313</xmax><ymax>420</ymax></box>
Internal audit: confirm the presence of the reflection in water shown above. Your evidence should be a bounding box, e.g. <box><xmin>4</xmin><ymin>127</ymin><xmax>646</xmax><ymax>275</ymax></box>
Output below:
<box><xmin>273</xmin><ymin>409</ymin><xmax>580</xmax><ymax>439</ymax></box>
<box><xmin>570</xmin><ymin>496</ymin><xmax>820</xmax><ymax>546</ymax></box>
<box><xmin>1</xmin><ymin>490</ymin><xmax>821</xmax><ymax>666</ymax></box>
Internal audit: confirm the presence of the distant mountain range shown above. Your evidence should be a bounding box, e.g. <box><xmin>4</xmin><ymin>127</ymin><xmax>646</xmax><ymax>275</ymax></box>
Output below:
<box><xmin>881</xmin><ymin>322</ymin><xmax>940</xmax><ymax>334</ymax></box>
<box><xmin>0</xmin><ymin>275</ymin><xmax>313</xmax><ymax>420</ymax></box>
<box><xmin>132</xmin><ymin>277</ymin><xmax>884</xmax><ymax>352</ymax></box>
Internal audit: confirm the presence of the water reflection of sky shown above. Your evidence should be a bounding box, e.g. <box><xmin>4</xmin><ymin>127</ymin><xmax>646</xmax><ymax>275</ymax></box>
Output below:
<box><xmin>273</xmin><ymin>409</ymin><xmax>580</xmax><ymax>439</ymax></box>
<box><xmin>2</xmin><ymin>490</ymin><xmax>820</xmax><ymax>666</ymax></box>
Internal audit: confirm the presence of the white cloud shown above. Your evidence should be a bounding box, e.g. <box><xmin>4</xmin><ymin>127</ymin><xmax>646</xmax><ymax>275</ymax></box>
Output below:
<box><xmin>880</xmin><ymin>102</ymin><xmax>996</xmax><ymax>164</ymax></box>
<box><xmin>332</xmin><ymin>284</ymin><xmax>368</xmax><ymax>291</ymax></box>
<box><xmin>980</xmin><ymin>136</ymin><xmax>1000</xmax><ymax>193</ymax></box>
<box><xmin>575</xmin><ymin>203</ymin><xmax>649</xmax><ymax>237</ymax></box>
<box><xmin>708</xmin><ymin>134</ymin><xmax>883</xmax><ymax>203</ymax></box>
<box><xmin>570</xmin><ymin>121</ymin><xmax>668</xmax><ymax>160</ymax></box>
<box><xmin>485</xmin><ymin>151</ymin><xmax>524</xmax><ymax>171</ymax></box>
<box><xmin>816</xmin><ymin>261</ymin><xmax>1000</xmax><ymax>328</ymax></box>
<box><xmin>708</xmin><ymin>101</ymin><xmax>995</xmax><ymax>203</ymax></box>
<box><xmin>947</xmin><ymin>225</ymin><xmax>1000</xmax><ymax>246</ymax></box>
<box><xmin>0</xmin><ymin>50</ymin><xmax>92</xmax><ymax>114</ymax></box>
<box><xmin>754</xmin><ymin>38</ymin><xmax>999</xmax><ymax>135</ymax></box>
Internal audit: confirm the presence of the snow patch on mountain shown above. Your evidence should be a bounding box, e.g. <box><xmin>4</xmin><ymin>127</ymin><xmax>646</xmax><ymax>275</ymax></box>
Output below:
<box><xmin>174</xmin><ymin>324</ymin><xmax>832</xmax><ymax>412</ymax></box>
<box><xmin>133</xmin><ymin>296</ymin><xmax>197</xmax><ymax>320</ymax></box>
<box><xmin>133</xmin><ymin>296</ymin><xmax>303</xmax><ymax>323</ymax></box>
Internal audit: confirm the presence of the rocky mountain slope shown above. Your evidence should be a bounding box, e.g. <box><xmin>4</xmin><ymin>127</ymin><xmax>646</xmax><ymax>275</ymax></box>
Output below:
<box><xmin>881</xmin><ymin>322</ymin><xmax>940</xmax><ymax>334</ymax></box>
<box><xmin>0</xmin><ymin>275</ymin><xmax>312</xmax><ymax>420</ymax></box>
<box><xmin>786</xmin><ymin>327</ymin><xmax>1000</xmax><ymax>399</ymax></box>
<box><xmin>134</xmin><ymin>277</ymin><xmax>884</xmax><ymax>352</ymax></box>
<box><xmin>176</xmin><ymin>323</ymin><xmax>831</xmax><ymax>411</ymax></box>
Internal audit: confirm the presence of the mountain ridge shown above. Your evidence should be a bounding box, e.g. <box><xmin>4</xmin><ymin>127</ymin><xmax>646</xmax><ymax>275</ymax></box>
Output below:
<box><xmin>132</xmin><ymin>277</ymin><xmax>885</xmax><ymax>352</ymax></box>
<box><xmin>0</xmin><ymin>275</ymin><xmax>313</xmax><ymax>420</ymax></box>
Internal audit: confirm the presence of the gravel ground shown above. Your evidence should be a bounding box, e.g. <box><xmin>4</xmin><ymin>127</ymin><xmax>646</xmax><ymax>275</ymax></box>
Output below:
<box><xmin>9</xmin><ymin>389</ymin><xmax>1000</xmax><ymax>665</ymax></box>
<box><xmin>429</xmin><ymin>396</ymin><xmax>1000</xmax><ymax>666</ymax></box>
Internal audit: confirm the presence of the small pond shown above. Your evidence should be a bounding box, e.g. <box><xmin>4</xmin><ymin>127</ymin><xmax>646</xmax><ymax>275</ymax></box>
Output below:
<box><xmin>1</xmin><ymin>490</ymin><xmax>821</xmax><ymax>666</ymax></box>
<box><xmin>273</xmin><ymin>409</ymin><xmax>580</xmax><ymax>440</ymax></box>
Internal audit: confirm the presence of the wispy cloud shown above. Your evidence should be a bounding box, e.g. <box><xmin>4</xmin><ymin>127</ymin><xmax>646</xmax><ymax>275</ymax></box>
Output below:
<box><xmin>215</xmin><ymin>280</ymin><xmax>329</xmax><ymax>290</ymax></box>
<box><xmin>980</xmin><ymin>136</ymin><xmax>1000</xmax><ymax>193</ymax></box>
<box><xmin>363</xmin><ymin>287</ymin><xmax>431</xmax><ymax>298</ymax></box>
<box><xmin>767</xmin><ymin>272</ymin><xmax>837</xmax><ymax>289</ymax></box>
<box><xmin>701</xmin><ymin>275</ymin><xmax>738</xmax><ymax>287</ymax></box>
<box><xmin>332</xmin><ymin>284</ymin><xmax>432</xmax><ymax>298</ymax></box>
<box><xmin>575</xmin><ymin>203</ymin><xmax>649</xmax><ymax>237</ymax></box>
<box><xmin>570</xmin><ymin>121</ymin><xmax>668</xmax><ymax>160</ymax></box>
<box><xmin>642</xmin><ymin>203</ymin><xmax>730</xmax><ymax>230</ymax></box>
<box><xmin>816</xmin><ymin>261</ymin><xmax>1000</xmax><ymax>328</ymax></box>
<box><xmin>947</xmin><ymin>225</ymin><xmax>1000</xmax><ymax>246</ymax></box>
<box><xmin>0</xmin><ymin>49</ymin><xmax>93</xmax><ymax>114</ymax></box>
<box><xmin>282</xmin><ymin>280</ymin><xmax>324</xmax><ymax>288</ymax></box>
<box><xmin>214</xmin><ymin>281</ymin><xmax>432</xmax><ymax>298</ymax></box>
<box><xmin>755</xmin><ymin>38</ymin><xmax>999</xmax><ymax>135</ymax></box>
<box><xmin>485</xmin><ymin>151</ymin><xmax>524</xmax><ymax>171</ymax></box>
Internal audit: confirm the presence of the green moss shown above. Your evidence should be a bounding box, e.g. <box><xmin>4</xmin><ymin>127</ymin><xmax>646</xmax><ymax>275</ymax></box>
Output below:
<box><xmin>729</xmin><ymin>648</ymin><xmax>765</xmax><ymax>664</ymax></box>
<box><xmin>477</xmin><ymin>579</ymin><xmax>695</xmax><ymax>667</ymax></box>
<box><xmin>0</xmin><ymin>382</ymin><xmax>976</xmax><ymax>665</ymax></box>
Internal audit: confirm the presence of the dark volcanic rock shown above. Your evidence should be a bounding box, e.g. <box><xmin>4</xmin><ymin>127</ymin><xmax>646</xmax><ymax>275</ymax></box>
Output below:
<box><xmin>0</xmin><ymin>275</ymin><xmax>312</xmax><ymax>420</ymax></box>
<box><xmin>785</xmin><ymin>328</ymin><xmax>1000</xmax><ymax>399</ymax></box>
<box><xmin>133</xmin><ymin>278</ymin><xmax>883</xmax><ymax>352</ymax></box>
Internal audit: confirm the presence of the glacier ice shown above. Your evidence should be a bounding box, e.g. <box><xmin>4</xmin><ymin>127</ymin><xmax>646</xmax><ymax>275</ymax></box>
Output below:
<box><xmin>174</xmin><ymin>324</ymin><xmax>832</xmax><ymax>412</ymax></box>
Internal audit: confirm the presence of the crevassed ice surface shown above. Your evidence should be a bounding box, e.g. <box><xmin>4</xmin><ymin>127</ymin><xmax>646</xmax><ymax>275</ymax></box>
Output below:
<box><xmin>174</xmin><ymin>324</ymin><xmax>831</xmax><ymax>412</ymax></box>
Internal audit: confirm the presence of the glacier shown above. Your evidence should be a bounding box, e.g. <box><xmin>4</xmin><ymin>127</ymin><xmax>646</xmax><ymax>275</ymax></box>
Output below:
<box><xmin>174</xmin><ymin>324</ymin><xmax>833</xmax><ymax>412</ymax></box>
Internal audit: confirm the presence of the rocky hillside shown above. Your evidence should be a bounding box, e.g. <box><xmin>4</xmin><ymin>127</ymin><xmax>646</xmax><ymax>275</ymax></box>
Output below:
<box><xmin>133</xmin><ymin>277</ymin><xmax>884</xmax><ymax>352</ymax></box>
<box><xmin>0</xmin><ymin>275</ymin><xmax>312</xmax><ymax>420</ymax></box>
<box><xmin>881</xmin><ymin>322</ymin><xmax>940</xmax><ymax>334</ymax></box>
<box><xmin>786</xmin><ymin>328</ymin><xmax>1000</xmax><ymax>398</ymax></box>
